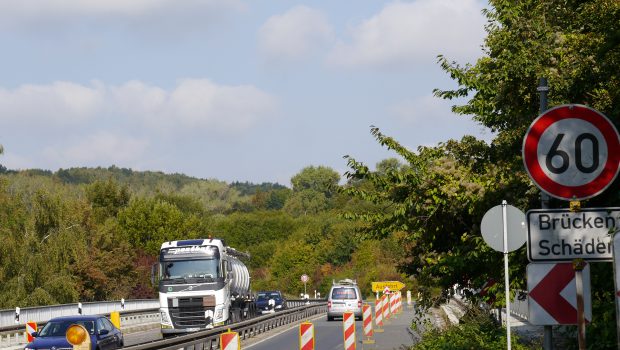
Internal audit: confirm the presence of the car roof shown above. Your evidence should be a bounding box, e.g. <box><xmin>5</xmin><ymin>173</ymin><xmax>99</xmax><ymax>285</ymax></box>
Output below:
<box><xmin>48</xmin><ymin>315</ymin><xmax>102</xmax><ymax>322</ymax></box>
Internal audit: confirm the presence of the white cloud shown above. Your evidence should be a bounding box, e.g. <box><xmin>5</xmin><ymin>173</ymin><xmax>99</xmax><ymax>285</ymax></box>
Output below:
<box><xmin>390</xmin><ymin>94</ymin><xmax>491</xmax><ymax>142</ymax></box>
<box><xmin>258</xmin><ymin>6</ymin><xmax>334</xmax><ymax>61</ymax></box>
<box><xmin>0</xmin><ymin>0</ymin><xmax>246</xmax><ymax>34</ymax></box>
<box><xmin>391</xmin><ymin>94</ymin><xmax>448</xmax><ymax>124</ymax></box>
<box><xmin>0</xmin><ymin>81</ymin><xmax>104</xmax><ymax>123</ymax></box>
<box><xmin>0</xmin><ymin>80</ymin><xmax>278</xmax><ymax>134</ymax></box>
<box><xmin>0</xmin><ymin>0</ymin><xmax>244</xmax><ymax>18</ymax></box>
<box><xmin>42</xmin><ymin>132</ymin><xmax>149</xmax><ymax>165</ymax></box>
<box><xmin>327</xmin><ymin>0</ymin><xmax>486</xmax><ymax>69</ymax></box>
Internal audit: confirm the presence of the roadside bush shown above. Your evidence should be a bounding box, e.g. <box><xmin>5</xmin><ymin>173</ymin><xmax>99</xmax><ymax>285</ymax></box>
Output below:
<box><xmin>412</xmin><ymin>307</ymin><xmax>532</xmax><ymax>350</ymax></box>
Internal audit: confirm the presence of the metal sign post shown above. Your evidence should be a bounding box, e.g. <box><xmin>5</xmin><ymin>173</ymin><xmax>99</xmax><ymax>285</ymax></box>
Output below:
<box><xmin>612</xmin><ymin>233</ymin><xmax>620</xmax><ymax>348</ymax></box>
<box><xmin>502</xmin><ymin>201</ymin><xmax>512</xmax><ymax>350</ymax></box>
<box><xmin>481</xmin><ymin>201</ymin><xmax>526</xmax><ymax>350</ymax></box>
<box><xmin>573</xmin><ymin>259</ymin><xmax>587</xmax><ymax>349</ymax></box>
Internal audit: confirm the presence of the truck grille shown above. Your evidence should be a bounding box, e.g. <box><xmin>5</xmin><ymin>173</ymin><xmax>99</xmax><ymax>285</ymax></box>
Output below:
<box><xmin>168</xmin><ymin>297</ymin><xmax>215</xmax><ymax>328</ymax></box>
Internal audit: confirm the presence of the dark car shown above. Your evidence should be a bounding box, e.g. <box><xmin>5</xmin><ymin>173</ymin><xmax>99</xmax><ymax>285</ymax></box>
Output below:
<box><xmin>24</xmin><ymin>315</ymin><xmax>123</xmax><ymax>350</ymax></box>
<box><xmin>256</xmin><ymin>291</ymin><xmax>287</xmax><ymax>314</ymax></box>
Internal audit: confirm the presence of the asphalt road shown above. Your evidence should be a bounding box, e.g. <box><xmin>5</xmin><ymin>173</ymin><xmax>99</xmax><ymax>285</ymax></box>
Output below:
<box><xmin>244</xmin><ymin>305</ymin><xmax>417</xmax><ymax>350</ymax></box>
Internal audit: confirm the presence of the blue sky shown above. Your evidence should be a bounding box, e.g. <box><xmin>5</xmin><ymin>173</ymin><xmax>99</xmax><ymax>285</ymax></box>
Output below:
<box><xmin>0</xmin><ymin>0</ymin><xmax>492</xmax><ymax>185</ymax></box>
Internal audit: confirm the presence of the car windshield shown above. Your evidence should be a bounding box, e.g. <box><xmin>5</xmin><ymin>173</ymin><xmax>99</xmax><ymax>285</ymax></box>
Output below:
<box><xmin>257</xmin><ymin>292</ymin><xmax>281</xmax><ymax>300</ymax></box>
<box><xmin>39</xmin><ymin>320</ymin><xmax>95</xmax><ymax>337</ymax></box>
<box><xmin>331</xmin><ymin>287</ymin><xmax>357</xmax><ymax>300</ymax></box>
<box><xmin>161</xmin><ymin>258</ymin><xmax>220</xmax><ymax>279</ymax></box>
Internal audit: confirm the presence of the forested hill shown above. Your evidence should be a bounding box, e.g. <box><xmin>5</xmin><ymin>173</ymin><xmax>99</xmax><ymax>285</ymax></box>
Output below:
<box><xmin>0</xmin><ymin>164</ymin><xmax>407</xmax><ymax>308</ymax></box>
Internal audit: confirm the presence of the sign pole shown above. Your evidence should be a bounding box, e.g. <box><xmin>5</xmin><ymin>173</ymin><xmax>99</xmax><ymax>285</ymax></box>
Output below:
<box><xmin>537</xmin><ymin>77</ymin><xmax>553</xmax><ymax>350</ymax></box>
<box><xmin>502</xmin><ymin>200</ymin><xmax>512</xmax><ymax>350</ymax></box>
<box><xmin>573</xmin><ymin>259</ymin><xmax>587</xmax><ymax>349</ymax></box>
<box><xmin>613</xmin><ymin>233</ymin><xmax>620</xmax><ymax>348</ymax></box>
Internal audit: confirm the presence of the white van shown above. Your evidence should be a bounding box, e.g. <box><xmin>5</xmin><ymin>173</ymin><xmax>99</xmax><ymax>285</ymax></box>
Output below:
<box><xmin>327</xmin><ymin>279</ymin><xmax>363</xmax><ymax>321</ymax></box>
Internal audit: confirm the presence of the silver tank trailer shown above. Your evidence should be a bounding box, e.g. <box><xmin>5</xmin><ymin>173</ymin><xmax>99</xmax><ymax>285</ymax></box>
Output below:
<box><xmin>228</xmin><ymin>255</ymin><xmax>250</xmax><ymax>296</ymax></box>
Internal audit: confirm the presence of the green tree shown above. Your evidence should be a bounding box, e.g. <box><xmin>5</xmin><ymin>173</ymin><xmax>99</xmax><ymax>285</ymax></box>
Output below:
<box><xmin>290</xmin><ymin>166</ymin><xmax>340</xmax><ymax>197</ymax></box>
<box><xmin>86</xmin><ymin>179</ymin><xmax>131</xmax><ymax>221</ymax></box>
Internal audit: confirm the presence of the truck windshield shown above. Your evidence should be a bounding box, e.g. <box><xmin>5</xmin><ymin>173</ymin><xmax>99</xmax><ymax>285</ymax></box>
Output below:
<box><xmin>161</xmin><ymin>258</ymin><xmax>220</xmax><ymax>280</ymax></box>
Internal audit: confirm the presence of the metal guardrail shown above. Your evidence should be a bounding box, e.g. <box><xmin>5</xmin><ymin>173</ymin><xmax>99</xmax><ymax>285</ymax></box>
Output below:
<box><xmin>0</xmin><ymin>299</ymin><xmax>324</xmax><ymax>348</ymax></box>
<box><xmin>0</xmin><ymin>308</ymin><xmax>160</xmax><ymax>347</ymax></box>
<box><xmin>124</xmin><ymin>302</ymin><xmax>328</xmax><ymax>350</ymax></box>
<box><xmin>0</xmin><ymin>299</ymin><xmax>159</xmax><ymax>328</ymax></box>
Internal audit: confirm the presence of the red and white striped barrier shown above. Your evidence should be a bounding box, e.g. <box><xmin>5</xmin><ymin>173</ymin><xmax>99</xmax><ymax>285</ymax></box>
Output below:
<box><xmin>25</xmin><ymin>321</ymin><xmax>37</xmax><ymax>343</ymax></box>
<box><xmin>375</xmin><ymin>298</ymin><xmax>384</xmax><ymax>328</ymax></box>
<box><xmin>342</xmin><ymin>311</ymin><xmax>356</xmax><ymax>350</ymax></box>
<box><xmin>390</xmin><ymin>293</ymin><xmax>397</xmax><ymax>314</ymax></box>
<box><xmin>382</xmin><ymin>294</ymin><xmax>390</xmax><ymax>321</ymax></box>
<box><xmin>299</xmin><ymin>322</ymin><xmax>315</xmax><ymax>350</ymax></box>
<box><xmin>396</xmin><ymin>292</ymin><xmax>402</xmax><ymax>313</ymax></box>
<box><xmin>220</xmin><ymin>329</ymin><xmax>240</xmax><ymax>350</ymax></box>
<box><xmin>362</xmin><ymin>304</ymin><xmax>374</xmax><ymax>344</ymax></box>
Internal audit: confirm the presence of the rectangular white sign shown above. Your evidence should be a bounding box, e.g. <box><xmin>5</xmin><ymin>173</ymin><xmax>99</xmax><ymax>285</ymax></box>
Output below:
<box><xmin>526</xmin><ymin>208</ymin><xmax>620</xmax><ymax>262</ymax></box>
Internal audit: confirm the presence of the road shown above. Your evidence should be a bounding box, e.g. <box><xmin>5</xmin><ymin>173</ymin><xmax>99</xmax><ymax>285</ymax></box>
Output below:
<box><xmin>244</xmin><ymin>304</ymin><xmax>417</xmax><ymax>350</ymax></box>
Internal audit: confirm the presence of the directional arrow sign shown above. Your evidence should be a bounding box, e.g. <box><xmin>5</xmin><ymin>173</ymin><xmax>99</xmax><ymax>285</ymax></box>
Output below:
<box><xmin>372</xmin><ymin>281</ymin><xmax>405</xmax><ymax>292</ymax></box>
<box><xmin>527</xmin><ymin>263</ymin><xmax>591</xmax><ymax>325</ymax></box>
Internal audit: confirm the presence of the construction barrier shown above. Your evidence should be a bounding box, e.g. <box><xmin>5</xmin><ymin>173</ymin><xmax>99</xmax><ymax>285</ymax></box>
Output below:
<box><xmin>396</xmin><ymin>292</ymin><xmax>402</xmax><ymax>314</ymax></box>
<box><xmin>390</xmin><ymin>293</ymin><xmax>397</xmax><ymax>315</ymax></box>
<box><xmin>342</xmin><ymin>311</ymin><xmax>356</xmax><ymax>350</ymax></box>
<box><xmin>299</xmin><ymin>322</ymin><xmax>314</xmax><ymax>350</ymax></box>
<box><xmin>110</xmin><ymin>311</ymin><xmax>121</xmax><ymax>329</ymax></box>
<box><xmin>362</xmin><ymin>305</ymin><xmax>374</xmax><ymax>344</ymax></box>
<box><xmin>374</xmin><ymin>298</ymin><xmax>384</xmax><ymax>331</ymax></box>
<box><xmin>382</xmin><ymin>294</ymin><xmax>390</xmax><ymax>321</ymax></box>
<box><xmin>220</xmin><ymin>329</ymin><xmax>240</xmax><ymax>350</ymax></box>
<box><xmin>407</xmin><ymin>290</ymin><xmax>412</xmax><ymax>308</ymax></box>
<box><xmin>25</xmin><ymin>321</ymin><xmax>36</xmax><ymax>343</ymax></box>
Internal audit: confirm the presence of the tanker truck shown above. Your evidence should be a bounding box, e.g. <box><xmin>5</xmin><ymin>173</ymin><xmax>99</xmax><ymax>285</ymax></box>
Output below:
<box><xmin>154</xmin><ymin>238</ymin><xmax>257</xmax><ymax>336</ymax></box>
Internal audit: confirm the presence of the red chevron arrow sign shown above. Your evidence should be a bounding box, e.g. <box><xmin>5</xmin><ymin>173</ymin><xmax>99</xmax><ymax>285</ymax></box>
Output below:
<box><xmin>527</xmin><ymin>263</ymin><xmax>591</xmax><ymax>325</ymax></box>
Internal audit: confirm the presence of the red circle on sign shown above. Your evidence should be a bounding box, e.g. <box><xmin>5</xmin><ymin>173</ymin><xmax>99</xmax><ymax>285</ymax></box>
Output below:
<box><xmin>523</xmin><ymin>104</ymin><xmax>620</xmax><ymax>200</ymax></box>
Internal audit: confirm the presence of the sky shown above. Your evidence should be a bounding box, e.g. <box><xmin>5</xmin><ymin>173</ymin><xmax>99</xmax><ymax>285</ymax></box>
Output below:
<box><xmin>0</xmin><ymin>0</ymin><xmax>494</xmax><ymax>186</ymax></box>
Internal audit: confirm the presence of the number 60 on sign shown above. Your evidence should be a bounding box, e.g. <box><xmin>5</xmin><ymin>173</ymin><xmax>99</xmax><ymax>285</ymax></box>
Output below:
<box><xmin>522</xmin><ymin>104</ymin><xmax>620</xmax><ymax>201</ymax></box>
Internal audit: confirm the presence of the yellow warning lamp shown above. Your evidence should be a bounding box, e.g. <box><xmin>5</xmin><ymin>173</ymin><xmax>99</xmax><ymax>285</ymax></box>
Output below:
<box><xmin>65</xmin><ymin>324</ymin><xmax>91</xmax><ymax>350</ymax></box>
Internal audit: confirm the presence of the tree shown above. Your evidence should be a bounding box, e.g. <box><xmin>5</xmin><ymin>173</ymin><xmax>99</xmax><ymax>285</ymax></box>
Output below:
<box><xmin>86</xmin><ymin>179</ymin><xmax>131</xmax><ymax>221</ymax></box>
<box><xmin>290</xmin><ymin>166</ymin><xmax>340</xmax><ymax>197</ymax></box>
<box><xmin>343</xmin><ymin>0</ymin><xmax>620</xmax><ymax>346</ymax></box>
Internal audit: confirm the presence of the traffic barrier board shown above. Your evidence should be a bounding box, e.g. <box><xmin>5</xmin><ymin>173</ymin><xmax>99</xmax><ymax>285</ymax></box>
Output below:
<box><xmin>381</xmin><ymin>295</ymin><xmax>390</xmax><ymax>321</ymax></box>
<box><xmin>299</xmin><ymin>322</ymin><xmax>314</xmax><ymax>350</ymax></box>
<box><xmin>362</xmin><ymin>304</ymin><xmax>374</xmax><ymax>341</ymax></box>
<box><xmin>374</xmin><ymin>299</ymin><xmax>384</xmax><ymax>330</ymax></box>
<box><xmin>220</xmin><ymin>329</ymin><xmax>240</xmax><ymax>350</ymax></box>
<box><xmin>25</xmin><ymin>321</ymin><xmax>36</xmax><ymax>342</ymax></box>
<box><xmin>527</xmin><ymin>263</ymin><xmax>591</xmax><ymax>325</ymax></box>
<box><xmin>342</xmin><ymin>311</ymin><xmax>356</xmax><ymax>350</ymax></box>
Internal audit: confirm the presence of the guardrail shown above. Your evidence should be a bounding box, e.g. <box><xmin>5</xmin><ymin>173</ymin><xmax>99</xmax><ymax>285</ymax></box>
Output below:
<box><xmin>0</xmin><ymin>299</ymin><xmax>324</xmax><ymax>348</ymax></box>
<box><xmin>0</xmin><ymin>299</ymin><xmax>159</xmax><ymax>328</ymax></box>
<box><xmin>0</xmin><ymin>308</ymin><xmax>160</xmax><ymax>347</ymax></box>
<box><xmin>124</xmin><ymin>302</ymin><xmax>328</xmax><ymax>350</ymax></box>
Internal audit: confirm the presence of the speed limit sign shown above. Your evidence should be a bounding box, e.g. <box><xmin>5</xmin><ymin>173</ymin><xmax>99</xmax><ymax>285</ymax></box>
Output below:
<box><xmin>523</xmin><ymin>104</ymin><xmax>620</xmax><ymax>200</ymax></box>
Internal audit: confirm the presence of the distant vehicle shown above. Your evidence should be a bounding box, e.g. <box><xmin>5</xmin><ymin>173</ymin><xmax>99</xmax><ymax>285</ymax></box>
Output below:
<box><xmin>256</xmin><ymin>290</ymin><xmax>287</xmax><ymax>313</ymax></box>
<box><xmin>154</xmin><ymin>238</ymin><xmax>257</xmax><ymax>337</ymax></box>
<box><xmin>327</xmin><ymin>279</ymin><xmax>363</xmax><ymax>321</ymax></box>
<box><xmin>24</xmin><ymin>315</ymin><xmax>123</xmax><ymax>350</ymax></box>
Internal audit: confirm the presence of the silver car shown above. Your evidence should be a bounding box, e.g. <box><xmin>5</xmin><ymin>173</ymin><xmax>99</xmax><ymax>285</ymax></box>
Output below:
<box><xmin>327</xmin><ymin>279</ymin><xmax>363</xmax><ymax>321</ymax></box>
